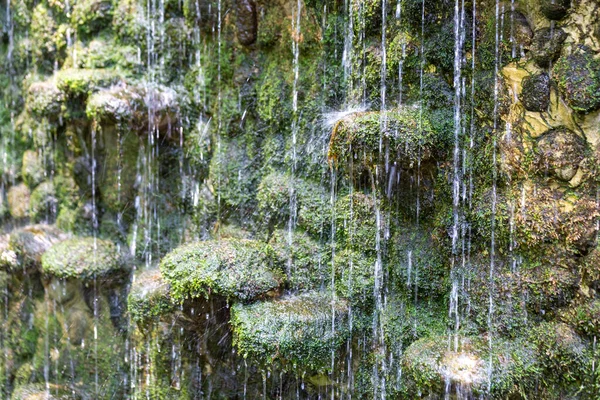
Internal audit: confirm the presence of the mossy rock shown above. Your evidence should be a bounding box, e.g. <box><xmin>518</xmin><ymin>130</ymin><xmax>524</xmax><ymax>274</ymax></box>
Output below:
<box><xmin>328</xmin><ymin>107</ymin><xmax>445</xmax><ymax>170</ymax></box>
<box><xmin>334</xmin><ymin>192</ymin><xmax>380</xmax><ymax>253</ymax></box>
<box><xmin>231</xmin><ymin>292</ymin><xmax>350</xmax><ymax>372</ymax></box>
<box><xmin>21</xmin><ymin>150</ymin><xmax>45</xmax><ymax>188</ymax></box>
<box><xmin>8</xmin><ymin>224</ymin><xmax>68</xmax><ymax>270</ymax></box>
<box><xmin>530</xmin><ymin>27</ymin><xmax>567</xmax><ymax>68</ymax></box>
<box><xmin>559</xmin><ymin>299</ymin><xmax>600</xmax><ymax>339</ymax></box>
<box><xmin>520</xmin><ymin>72</ymin><xmax>551</xmax><ymax>112</ymax></box>
<box><xmin>7</xmin><ymin>183</ymin><xmax>31</xmax><ymax>219</ymax></box>
<box><xmin>86</xmin><ymin>84</ymin><xmax>179</xmax><ymax>130</ymax></box>
<box><xmin>160</xmin><ymin>238</ymin><xmax>283</xmax><ymax>302</ymax></box>
<box><xmin>128</xmin><ymin>268</ymin><xmax>175</xmax><ymax>324</ymax></box>
<box><xmin>540</xmin><ymin>0</ymin><xmax>570</xmax><ymax>20</ymax></box>
<box><xmin>41</xmin><ymin>237</ymin><xmax>126</xmax><ymax>281</ymax></box>
<box><xmin>0</xmin><ymin>234</ymin><xmax>18</xmax><ymax>271</ymax></box>
<box><xmin>553</xmin><ymin>51</ymin><xmax>600</xmax><ymax>113</ymax></box>
<box><xmin>29</xmin><ymin>181</ymin><xmax>58</xmax><ymax>223</ymax></box>
<box><xmin>536</xmin><ymin>127</ymin><xmax>587</xmax><ymax>182</ymax></box>
<box><xmin>26</xmin><ymin>81</ymin><xmax>65</xmax><ymax>120</ymax></box>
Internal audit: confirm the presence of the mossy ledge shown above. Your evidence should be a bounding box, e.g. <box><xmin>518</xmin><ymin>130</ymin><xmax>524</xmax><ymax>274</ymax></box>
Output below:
<box><xmin>160</xmin><ymin>238</ymin><xmax>284</xmax><ymax>303</ymax></box>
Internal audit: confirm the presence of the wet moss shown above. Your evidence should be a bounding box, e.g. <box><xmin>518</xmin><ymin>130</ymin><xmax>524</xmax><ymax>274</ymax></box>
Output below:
<box><xmin>231</xmin><ymin>292</ymin><xmax>350</xmax><ymax>372</ymax></box>
<box><xmin>41</xmin><ymin>237</ymin><xmax>126</xmax><ymax>281</ymax></box>
<box><xmin>29</xmin><ymin>181</ymin><xmax>58</xmax><ymax>223</ymax></box>
<box><xmin>7</xmin><ymin>183</ymin><xmax>31</xmax><ymax>219</ymax></box>
<box><xmin>71</xmin><ymin>0</ymin><xmax>113</xmax><ymax>36</ymax></box>
<box><xmin>160</xmin><ymin>238</ymin><xmax>283</xmax><ymax>302</ymax></box>
<box><xmin>21</xmin><ymin>150</ymin><xmax>45</xmax><ymax>189</ymax></box>
<box><xmin>520</xmin><ymin>72</ymin><xmax>550</xmax><ymax>112</ymax></box>
<box><xmin>8</xmin><ymin>224</ymin><xmax>67</xmax><ymax>270</ymax></box>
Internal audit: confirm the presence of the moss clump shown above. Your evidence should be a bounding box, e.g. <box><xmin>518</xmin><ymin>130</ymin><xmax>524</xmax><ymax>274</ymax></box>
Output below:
<box><xmin>553</xmin><ymin>51</ymin><xmax>600</xmax><ymax>113</ymax></box>
<box><xmin>30</xmin><ymin>4</ymin><xmax>67</xmax><ymax>71</ymax></box>
<box><xmin>29</xmin><ymin>182</ymin><xmax>58</xmax><ymax>223</ymax></box>
<box><xmin>334</xmin><ymin>192</ymin><xmax>379</xmax><ymax>253</ymax></box>
<box><xmin>160</xmin><ymin>238</ymin><xmax>283</xmax><ymax>302</ymax></box>
<box><xmin>21</xmin><ymin>150</ymin><xmax>45</xmax><ymax>189</ymax></box>
<box><xmin>520</xmin><ymin>73</ymin><xmax>551</xmax><ymax>112</ymax></box>
<box><xmin>559</xmin><ymin>300</ymin><xmax>600</xmax><ymax>339</ymax></box>
<box><xmin>328</xmin><ymin>107</ymin><xmax>448</xmax><ymax>171</ymax></box>
<box><xmin>530</xmin><ymin>27</ymin><xmax>567</xmax><ymax>69</ymax></box>
<box><xmin>7</xmin><ymin>183</ymin><xmax>31</xmax><ymax>219</ymax></box>
<box><xmin>8</xmin><ymin>224</ymin><xmax>67</xmax><ymax>269</ymax></box>
<box><xmin>41</xmin><ymin>237</ymin><xmax>125</xmax><ymax>281</ymax></box>
<box><xmin>231</xmin><ymin>292</ymin><xmax>350</xmax><ymax>372</ymax></box>
<box><xmin>128</xmin><ymin>268</ymin><xmax>174</xmax><ymax>324</ymax></box>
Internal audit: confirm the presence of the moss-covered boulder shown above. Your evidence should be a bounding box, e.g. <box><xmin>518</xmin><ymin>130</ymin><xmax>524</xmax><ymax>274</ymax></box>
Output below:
<box><xmin>536</xmin><ymin>127</ymin><xmax>587</xmax><ymax>181</ymax></box>
<box><xmin>55</xmin><ymin>68</ymin><xmax>121</xmax><ymax>98</ymax></box>
<box><xmin>520</xmin><ymin>73</ymin><xmax>551</xmax><ymax>112</ymax></box>
<box><xmin>553</xmin><ymin>51</ymin><xmax>600</xmax><ymax>113</ymax></box>
<box><xmin>160</xmin><ymin>238</ymin><xmax>283</xmax><ymax>302</ymax></box>
<box><xmin>540</xmin><ymin>0</ymin><xmax>571</xmax><ymax>20</ymax></box>
<box><xmin>21</xmin><ymin>150</ymin><xmax>45</xmax><ymax>189</ymax></box>
<box><xmin>8</xmin><ymin>225</ymin><xmax>68</xmax><ymax>270</ymax></box>
<box><xmin>231</xmin><ymin>292</ymin><xmax>350</xmax><ymax>372</ymax></box>
<box><xmin>41</xmin><ymin>237</ymin><xmax>126</xmax><ymax>281</ymax></box>
<box><xmin>128</xmin><ymin>268</ymin><xmax>174</xmax><ymax>324</ymax></box>
<box><xmin>71</xmin><ymin>0</ymin><xmax>113</xmax><ymax>36</ymax></box>
<box><xmin>328</xmin><ymin>107</ymin><xmax>445</xmax><ymax>170</ymax></box>
<box><xmin>7</xmin><ymin>183</ymin><xmax>31</xmax><ymax>219</ymax></box>
<box><xmin>531</xmin><ymin>27</ymin><xmax>567</xmax><ymax>68</ymax></box>
<box><xmin>0</xmin><ymin>234</ymin><xmax>18</xmax><ymax>270</ymax></box>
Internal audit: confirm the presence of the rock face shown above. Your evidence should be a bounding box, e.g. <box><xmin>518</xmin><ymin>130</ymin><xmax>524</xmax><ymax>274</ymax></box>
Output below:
<box><xmin>1</xmin><ymin>0</ymin><xmax>600</xmax><ymax>398</ymax></box>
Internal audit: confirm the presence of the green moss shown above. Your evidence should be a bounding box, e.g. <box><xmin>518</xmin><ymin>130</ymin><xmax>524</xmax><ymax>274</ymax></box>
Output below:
<box><xmin>231</xmin><ymin>292</ymin><xmax>350</xmax><ymax>372</ymax></box>
<box><xmin>268</xmin><ymin>229</ymin><xmax>330</xmax><ymax>291</ymax></box>
<box><xmin>55</xmin><ymin>68</ymin><xmax>122</xmax><ymax>98</ymax></box>
<box><xmin>30</xmin><ymin>3</ymin><xmax>67</xmax><ymax>71</ymax></box>
<box><xmin>553</xmin><ymin>51</ymin><xmax>600</xmax><ymax>113</ymax></box>
<box><xmin>559</xmin><ymin>300</ymin><xmax>600</xmax><ymax>339</ymax></box>
<box><xmin>21</xmin><ymin>150</ymin><xmax>45</xmax><ymax>189</ymax></box>
<box><xmin>29</xmin><ymin>181</ymin><xmax>58</xmax><ymax>223</ymax></box>
<box><xmin>128</xmin><ymin>268</ymin><xmax>175</xmax><ymax>324</ymax></box>
<box><xmin>334</xmin><ymin>192</ymin><xmax>379</xmax><ymax>253</ymax></box>
<box><xmin>71</xmin><ymin>0</ymin><xmax>113</xmax><ymax>36</ymax></box>
<box><xmin>160</xmin><ymin>238</ymin><xmax>283</xmax><ymax>302</ymax></box>
<box><xmin>41</xmin><ymin>237</ymin><xmax>126</xmax><ymax>281</ymax></box>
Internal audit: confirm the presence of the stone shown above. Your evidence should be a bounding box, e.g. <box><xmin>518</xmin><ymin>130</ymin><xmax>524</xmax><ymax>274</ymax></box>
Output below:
<box><xmin>553</xmin><ymin>50</ymin><xmax>600</xmax><ymax>113</ymax></box>
<box><xmin>128</xmin><ymin>268</ymin><xmax>174</xmax><ymax>324</ymax></box>
<box><xmin>531</xmin><ymin>27</ymin><xmax>567</xmax><ymax>68</ymax></box>
<box><xmin>540</xmin><ymin>0</ymin><xmax>571</xmax><ymax>21</ymax></box>
<box><xmin>236</xmin><ymin>0</ymin><xmax>257</xmax><ymax>46</ymax></box>
<box><xmin>520</xmin><ymin>73</ymin><xmax>551</xmax><ymax>112</ymax></box>
<box><xmin>9</xmin><ymin>224</ymin><xmax>68</xmax><ymax>269</ymax></box>
<box><xmin>537</xmin><ymin>127</ymin><xmax>586</xmax><ymax>181</ymax></box>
